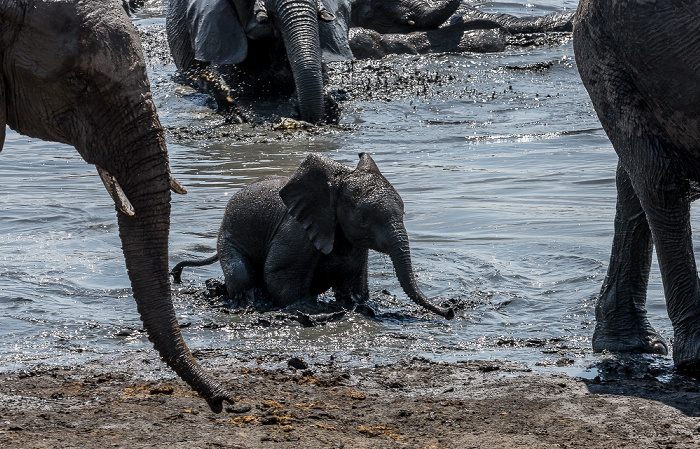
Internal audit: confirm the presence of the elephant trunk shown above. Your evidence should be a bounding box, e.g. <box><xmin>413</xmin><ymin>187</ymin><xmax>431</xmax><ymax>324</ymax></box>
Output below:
<box><xmin>113</xmin><ymin>108</ymin><xmax>233</xmax><ymax>413</ymax></box>
<box><xmin>275</xmin><ymin>0</ymin><xmax>325</xmax><ymax>123</ymax></box>
<box><xmin>414</xmin><ymin>0</ymin><xmax>461</xmax><ymax>29</ymax></box>
<box><xmin>387</xmin><ymin>226</ymin><xmax>455</xmax><ymax>319</ymax></box>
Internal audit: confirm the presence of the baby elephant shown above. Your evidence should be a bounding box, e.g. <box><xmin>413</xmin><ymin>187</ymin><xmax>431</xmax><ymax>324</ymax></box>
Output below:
<box><xmin>172</xmin><ymin>153</ymin><xmax>454</xmax><ymax>319</ymax></box>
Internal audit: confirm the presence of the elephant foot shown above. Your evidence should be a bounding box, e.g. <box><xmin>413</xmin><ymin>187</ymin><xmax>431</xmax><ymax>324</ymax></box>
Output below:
<box><xmin>592</xmin><ymin>316</ymin><xmax>668</xmax><ymax>355</ymax></box>
<box><xmin>671</xmin><ymin>324</ymin><xmax>700</xmax><ymax>371</ymax></box>
<box><xmin>353</xmin><ymin>303</ymin><xmax>376</xmax><ymax>318</ymax></box>
<box><xmin>295</xmin><ymin>310</ymin><xmax>346</xmax><ymax>327</ymax></box>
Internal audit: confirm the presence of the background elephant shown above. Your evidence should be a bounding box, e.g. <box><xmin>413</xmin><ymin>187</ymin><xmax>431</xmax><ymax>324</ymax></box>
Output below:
<box><xmin>0</xmin><ymin>0</ymin><xmax>232</xmax><ymax>412</ymax></box>
<box><xmin>348</xmin><ymin>0</ymin><xmax>460</xmax><ymax>34</ymax></box>
<box><xmin>454</xmin><ymin>4</ymin><xmax>573</xmax><ymax>34</ymax></box>
<box><xmin>165</xmin><ymin>0</ymin><xmax>460</xmax><ymax>123</ymax></box>
<box><xmin>574</xmin><ymin>0</ymin><xmax>700</xmax><ymax>369</ymax></box>
<box><xmin>348</xmin><ymin>4</ymin><xmax>574</xmax><ymax>59</ymax></box>
<box><xmin>172</xmin><ymin>153</ymin><xmax>455</xmax><ymax>319</ymax></box>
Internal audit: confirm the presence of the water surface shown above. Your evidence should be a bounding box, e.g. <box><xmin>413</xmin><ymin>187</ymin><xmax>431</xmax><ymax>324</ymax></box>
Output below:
<box><xmin>0</xmin><ymin>1</ymin><xmax>683</xmax><ymax>376</ymax></box>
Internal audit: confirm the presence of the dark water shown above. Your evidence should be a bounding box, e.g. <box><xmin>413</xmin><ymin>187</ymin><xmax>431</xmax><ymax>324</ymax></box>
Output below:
<box><xmin>0</xmin><ymin>1</ymin><xmax>683</xmax><ymax>376</ymax></box>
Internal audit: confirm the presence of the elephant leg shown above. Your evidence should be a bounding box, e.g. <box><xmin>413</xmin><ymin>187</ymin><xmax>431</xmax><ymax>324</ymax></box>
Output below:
<box><xmin>636</xmin><ymin>174</ymin><xmax>700</xmax><ymax>369</ymax></box>
<box><xmin>592</xmin><ymin>162</ymin><xmax>667</xmax><ymax>355</ymax></box>
<box><xmin>333</xmin><ymin>255</ymin><xmax>370</xmax><ymax>307</ymax></box>
<box><xmin>264</xmin><ymin>243</ymin><xmax>318</xmax><ymax>307</ymax></box>
<box><xmin>219</xmin><ymin>244</ymin><xmax>256</xmax><ymax>308</ymax></box>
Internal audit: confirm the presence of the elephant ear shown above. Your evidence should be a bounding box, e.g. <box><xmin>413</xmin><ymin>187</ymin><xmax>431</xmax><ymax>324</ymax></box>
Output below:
<box><xmin>319</xmin><ymin>0</ymin><xmax>353</xmax><ymax>61</ymax></box>
<box><xmin>280</xmin><ymin>153</ymin><xmax>350</xmax><ymax>254</ymax></box>
<box><xmin>356</xmin><ymin>152</ymin><xmax>381</xmax><ymax>174</ymax></box>
<box><xmin>186</xmin><ymin>0</ymin><xmax>248</xmax><ymax>65</ymax></box>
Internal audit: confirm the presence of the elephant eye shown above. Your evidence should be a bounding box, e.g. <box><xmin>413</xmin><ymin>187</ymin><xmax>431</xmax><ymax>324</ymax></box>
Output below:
<box><xmin>65</xmin><ymin>71</ymin><xmax>88</xmax><ymax>93</ymax></box>
<box><xmin>357</xmin><ymin>210</ymin><xmax>370</xmax><ymax>228</ymax></box>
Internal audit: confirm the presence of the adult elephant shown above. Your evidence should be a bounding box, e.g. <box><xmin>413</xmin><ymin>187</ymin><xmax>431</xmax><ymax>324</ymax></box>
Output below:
<box><xmin>574</xmin><ymin>0</ymin><xmax>700</xmax><ymax>369</ymax></box>
<box><xmin>1</xmin><ymin>0</ymin><xmax>233</xmax><ymax>412</ymax></box>
<box><xmin>165</xmin><ymin>0</ymin><xmax>461</xmax><ymax>123</ymax></box>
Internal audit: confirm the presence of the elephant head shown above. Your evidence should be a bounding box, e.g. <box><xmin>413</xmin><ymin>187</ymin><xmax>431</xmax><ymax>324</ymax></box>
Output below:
<box><xmin>1</xmin><ymin>0</ymin><xmax>232</xmax><ymax>412</ymax></box>
<box><xmin>280</xmin><ymin>153</ymin><xmax>455</xmax><ymax>319</ymax></box>
<box><xmin>349</xmin><ymin>0</ymin><xmax>461</xmax><ymax>34</ymax></box>
<box><xmin>168</xmin><ymin>0</ymin><xmax>350</xmax><ymax>124</ymax></box>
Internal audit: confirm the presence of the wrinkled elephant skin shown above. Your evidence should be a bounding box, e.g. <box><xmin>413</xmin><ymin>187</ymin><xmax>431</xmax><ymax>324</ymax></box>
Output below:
<box><xmin>575</xmin><ymin>0</ymin><xmax>700</xmax><ymax>368</ymax></box>
<box><xmin>0</xmin><ymin>0</ymin><xmax>233</xmax><ymax>412</ymax></box>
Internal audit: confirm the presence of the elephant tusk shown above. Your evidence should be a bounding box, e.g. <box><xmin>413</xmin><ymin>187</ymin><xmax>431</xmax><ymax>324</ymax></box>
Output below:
<box><xmin>317</xmin><ymin>1</ymin><xmax>335</xmax><ymax>22</ymax></box>
<box><xmin>169</xmin><ymin>174</ymin><xmax>187</xmax><ymax>194</ymax></box>
<box><xmin>253</xmin><ymin>0</ymin><xmax>268</xmax><ymax>22</ymax></box>
<box><xmin>407</xmin><ymin>19</ymin><xmax>416</xmax><ymax>26</ymax></box>
<box><xmin>255</xmin><ymin>10</ymin><xmax>269</xmax><ymax>23</ymax></box>
<box><xmin>97</xmin><ymin>165</ymin><xmax>135</xmax><ymax>216</ymax></box>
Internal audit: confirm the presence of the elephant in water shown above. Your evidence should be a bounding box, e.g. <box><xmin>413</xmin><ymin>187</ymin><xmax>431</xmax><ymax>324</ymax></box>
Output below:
<box><xmin>348</xmin><ymin>4</ymin><xmax>574</xmax><ymax>59</ymax></box>
<box><xmin>575</xmin><ymin>0</ymin><xmax>700</xmax><ymax>369</ymax></box>
<box><xmin>167</xmin><ymin>0</ymin><xmax>574</xmax><ymax>121</ymax></box>
<box><xmin>166</xmin><ymin>0</ymin><xmax>461</xmax><ymax>124</ymax></box>
<box><xmin>172</xmin><ymin>153</ymin><xmax>455</xmax><ymax>320</ymax></box>
<box><xmin>0</xmin><ymin>0</ymin><xmax>233</xmax><ymax>412</ymax></box>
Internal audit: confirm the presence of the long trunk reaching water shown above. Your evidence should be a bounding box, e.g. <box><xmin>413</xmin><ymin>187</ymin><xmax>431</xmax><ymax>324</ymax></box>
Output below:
<box><xmin>275</xmin><ymin>0</ymin><xmax>325</xmax><ymax>123</ymax></box>
<box><xmin>113</xmin><ymin>118</ymin><xmax>233</xmax><ymax>413</ymax></box>
<box><xmin>387</xmin><ymin>229</ymin><xmax>455</xmax><ymax>319</ymax></box>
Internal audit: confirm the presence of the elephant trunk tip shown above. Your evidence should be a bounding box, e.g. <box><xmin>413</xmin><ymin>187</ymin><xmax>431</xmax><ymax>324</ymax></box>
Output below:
<box><xmin>207</xmin><ymin>392</ymin><xmax>236</xmax><ymax>413</ymax></box>
<box><xmin>442</xmin><ymin>307</ymin><xmax>455</xmax><ymax>320</ymax></box>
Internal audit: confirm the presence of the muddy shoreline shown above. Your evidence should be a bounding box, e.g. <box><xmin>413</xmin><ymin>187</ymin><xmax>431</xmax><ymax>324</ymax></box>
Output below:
<box><xmin>2</xmin><ymin>356</ymin><xmax>699</xmax><ymax>448</ymax></box>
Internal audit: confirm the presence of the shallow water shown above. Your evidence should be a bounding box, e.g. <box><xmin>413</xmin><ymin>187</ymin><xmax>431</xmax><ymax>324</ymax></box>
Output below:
<box><xmin>0</xmin><ymin>1</ymin><xmax>686</xmax><ymax>376</ymax></box>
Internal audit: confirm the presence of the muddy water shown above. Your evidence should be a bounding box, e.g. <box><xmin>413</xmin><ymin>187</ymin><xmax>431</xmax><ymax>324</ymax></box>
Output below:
<box><xmin>0</xmin><ymin>1</ymin><xmax>682</xmax><ymax>376</ymax></box>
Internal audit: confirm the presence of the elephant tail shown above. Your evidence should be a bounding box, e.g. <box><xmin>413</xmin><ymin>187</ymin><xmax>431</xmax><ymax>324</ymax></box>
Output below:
<box><xmin>171</xmin><ymin>254</ymin><xmax>220</xmax><ymax>284</ymax></box>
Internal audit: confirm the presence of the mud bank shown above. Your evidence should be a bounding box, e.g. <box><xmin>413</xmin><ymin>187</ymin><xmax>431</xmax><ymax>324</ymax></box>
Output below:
<box><xmin>2</xmin><ymin>357</ymin><xmax>699</xmax><ymax>448</ymax></box>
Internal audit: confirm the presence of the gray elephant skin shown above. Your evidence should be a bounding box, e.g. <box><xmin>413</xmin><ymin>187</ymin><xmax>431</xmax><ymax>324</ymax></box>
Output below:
<box><xmin>172</xmin><ymin>153</ymin><xmax>455</xmax><ymax>320</ymax></box>
<box><xmin>574</xmin><ymin>0</ymin><xmax>700</xmax><ymax>369</ymax></box>
<box><xmin>0</xmin><ymin>0</ymin><xmax>233</xmax><ymax>412</ymax></box>
<box><xmin>165</xmin><ymin>0</ymin><xmax>469</xmax><ymax>123</ymax></box>
<box><xmin>348</xmin><ymin>3</ymin><xmax>573</xmax><ymax>59</ymax></box>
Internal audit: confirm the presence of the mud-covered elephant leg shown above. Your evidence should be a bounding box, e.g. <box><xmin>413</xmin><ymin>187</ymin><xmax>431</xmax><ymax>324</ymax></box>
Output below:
<box><xmin>324</xmin><ymin>248</ymin><xmax>370</xmax><ymax>307</ymax></box>
<box><xmin>263</xmin><ymin>234</ymin><xmax>320</xmax><ymax>306</ymax></box>
<box><xmin>593</xmin><ymin>162</ymin><xmax>667</xmax><ymax>355</ymax></box>
<box><xmin>218</xmin><ymin>237</ymin><xmax>258</xmax><ymax>308</ymax></box>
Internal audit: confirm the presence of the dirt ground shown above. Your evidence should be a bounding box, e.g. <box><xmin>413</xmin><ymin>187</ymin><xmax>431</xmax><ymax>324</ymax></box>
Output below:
<box><xmin>2</xmin><ymin>356</ymin><xmax>700</xmax><ymax>448</ymax></box>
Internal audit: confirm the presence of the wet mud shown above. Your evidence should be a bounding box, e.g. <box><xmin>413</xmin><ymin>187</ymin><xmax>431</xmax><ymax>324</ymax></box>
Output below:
<box><xmin>2</xmin><ymin>357</ymin><xmax>700</xmax><ymax>448</ymax></box>
<box><xmin>6</xmin><ymin>6</ymin><xmax>700</xmax><ymax>448</ymax></box>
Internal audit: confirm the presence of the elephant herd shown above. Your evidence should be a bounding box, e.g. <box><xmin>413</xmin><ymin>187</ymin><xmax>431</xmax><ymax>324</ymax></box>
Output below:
<box><xmin>2</xmin><ymin>0</ymin><xmax>699</xmax><ymax>413</ymax></box>
<box><xmin>166</xmin><ymin>0</ymin><xmax>575</xmax><ymax>123</ymax></box>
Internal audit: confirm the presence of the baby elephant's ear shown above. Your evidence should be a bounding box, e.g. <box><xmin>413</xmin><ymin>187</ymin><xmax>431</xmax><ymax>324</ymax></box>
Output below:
<box><xmin>356</xmin><ymin>152</ymin><xmax>381</xmax><ymax>173</ymax></box>
<box><xmin>280</xmin><ymin>154</ymin><xmax>347</xmax><ymax>255</ymax></box>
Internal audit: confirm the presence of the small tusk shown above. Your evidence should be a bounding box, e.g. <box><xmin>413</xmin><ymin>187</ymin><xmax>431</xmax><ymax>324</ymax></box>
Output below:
<box><xmin>169</xmin><ymin>174</ymin><xmax>187</xmax><ymax>194</ymax></box>
<box><xmin>407</xmin><ymin>19</ymin><xmax>416</xmax><ymax>26</ymax></box>
<box><xmin>97</xmin><ymin>166</ymin><xmax>135</xmax><ymax>216</ymax></box>
<box><xmin>255</xmin><ymin>10</ymin><xmax>269</xmax><ymax>23</ymax></box>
